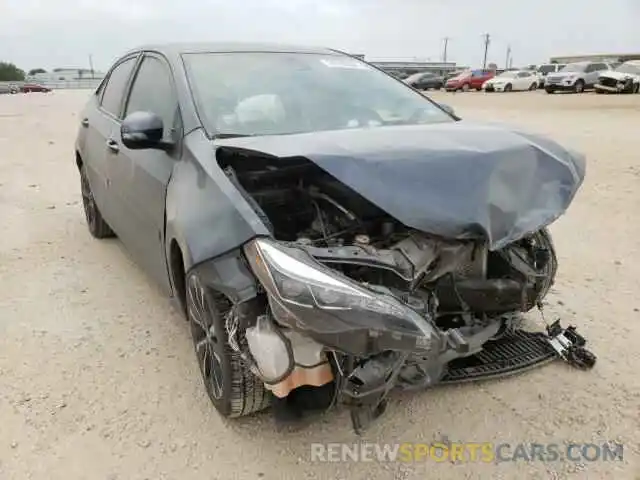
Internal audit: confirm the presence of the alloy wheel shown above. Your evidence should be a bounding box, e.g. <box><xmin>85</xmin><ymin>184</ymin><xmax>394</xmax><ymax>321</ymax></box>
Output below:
<box><xmin>188</xmin><ymin>275</ymin><xmax>225</xmax><ymax>400</ymax></box>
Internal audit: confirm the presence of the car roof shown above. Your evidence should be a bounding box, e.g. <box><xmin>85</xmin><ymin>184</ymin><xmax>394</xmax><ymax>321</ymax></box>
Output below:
<box><xmin>123</xmin><ymin>42</ymin><xmax>338</xmax><ymax>58</ymax></box>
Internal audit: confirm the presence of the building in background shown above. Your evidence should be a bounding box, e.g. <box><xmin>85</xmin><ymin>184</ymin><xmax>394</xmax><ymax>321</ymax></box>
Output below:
<box><xmin>550</xmin><ymin>53</ymin><xmax>640</xmax><ymax>64</ymax></box>
<box><xmin>370</xmin><ymin>60</ymin><xmax>462</xmax><ymax>77</ymax></box>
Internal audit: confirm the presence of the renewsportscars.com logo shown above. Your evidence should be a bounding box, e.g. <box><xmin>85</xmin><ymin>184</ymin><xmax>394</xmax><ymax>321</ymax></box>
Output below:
<box><xmin>310</xmin><ymin>442</ymin><xmax>624</xmax><ymax>463</ymax></box>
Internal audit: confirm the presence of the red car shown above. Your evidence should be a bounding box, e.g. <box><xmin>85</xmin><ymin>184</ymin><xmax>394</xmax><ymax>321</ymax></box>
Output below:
<box><xmin>445</xmin><ymin>69</ymin><xmax>495</xmax><ymax>92</ymax></box>
<box><xmin>21</xmin><ymin>83</ymin><xmax>51</xmax><ymax>93</ymax></box>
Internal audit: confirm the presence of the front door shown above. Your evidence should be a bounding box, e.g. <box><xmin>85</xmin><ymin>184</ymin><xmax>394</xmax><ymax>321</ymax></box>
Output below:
<box><xmin>107</xmin><ymin>53</ymin><xmax>182</xmax><ymax>292</ymax></box>
<box><xmin>83</xmin><ymin>55</ymin><xmax>139</xmax><ymax>230</ymax></box>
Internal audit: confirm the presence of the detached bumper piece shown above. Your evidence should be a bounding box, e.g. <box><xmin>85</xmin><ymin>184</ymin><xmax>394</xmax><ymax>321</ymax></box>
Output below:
<box><xmin>341</xmin><ymin>321</ymin><xmax>595</xmax><ymax>434</ymax></box>
<box><xmin>440</xmin><ymin>330</ymin><xmax>556</xmax><ymax>384</ymax></box>
<box><xmin>342</xmin><ymin>351</ymin><xmax>409</xmax><ymax>435</ymax></box>
<box><xmin>546</xmin><ymin>320</ymin><xmax>597</xmax><ymax>370</ymax></box>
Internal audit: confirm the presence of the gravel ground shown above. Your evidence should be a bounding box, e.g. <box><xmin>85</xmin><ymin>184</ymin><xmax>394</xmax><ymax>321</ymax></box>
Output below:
<box><xmin>1</xmin><ymin>89</ymin><xmax>639</xmax><ymax>480</ymax></box>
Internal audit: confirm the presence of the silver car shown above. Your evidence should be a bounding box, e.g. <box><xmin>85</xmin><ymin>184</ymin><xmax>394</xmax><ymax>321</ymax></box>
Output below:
<box><xmin>544</xmin><ymin>61</ymin><xmax>614</xmax><ymax>93</ymax></box>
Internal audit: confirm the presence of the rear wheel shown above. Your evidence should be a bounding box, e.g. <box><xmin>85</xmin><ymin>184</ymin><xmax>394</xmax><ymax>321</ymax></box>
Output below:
<box><xmin>461</xmin><ymin>83</ymin><xmax>470</xmax><ymax>92</ymax></box>
<box><xmin>634</xmin><ymin>83</ymin><xmax>640</xmax><ymax>94</ymax></box>
<box><xmin>79</xmin><ymin>164</ymin><xmax>115</xmax><ymax>238</ymax></box>
<box><xmin>504</xmin><ymin>84</ymin><xmax>513</xmax><ymax>92</ymax></box>
<box><xmin>187</xmin><ymin>272</ymin><xmax>271</xmax><ymax>417</ymax></box>
<box><xmin>529</xmin><ymin>82</ymin><xmax>537</xmax><ymax>91</ymax></box>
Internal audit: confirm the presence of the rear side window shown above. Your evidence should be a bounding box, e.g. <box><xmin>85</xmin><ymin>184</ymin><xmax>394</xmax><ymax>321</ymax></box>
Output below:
<box><xmin>125</xmin><ymin>56</ymin><xmax>179</xmax><ymax>140</ymax></box>
<box><xmin>101</xmin><ymin>57</ymin><xmax>137</xmax><ymax>117</ymax></box>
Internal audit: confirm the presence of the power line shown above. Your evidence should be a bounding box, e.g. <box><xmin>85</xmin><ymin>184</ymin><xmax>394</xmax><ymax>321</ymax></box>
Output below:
<box><xmin>88</xmin><ymin>54</ymin><xmax>95</xmax><ymax>79</ymax></box>
<box><xmin>481</xmin><ymin>33</ymin><xmax>490</xmax><ymax>69</ymax></box>
<box><xmin>442</xmin><ymin>37</ymin><xmax>450</xmax><ymax>63</ymax></box>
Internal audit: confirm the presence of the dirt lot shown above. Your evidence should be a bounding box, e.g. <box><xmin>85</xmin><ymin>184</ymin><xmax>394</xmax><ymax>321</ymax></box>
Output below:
<box><xmin>1</xmin><ymin>89</ymin><xmax>639</xmax><ymax>480</ymax></box>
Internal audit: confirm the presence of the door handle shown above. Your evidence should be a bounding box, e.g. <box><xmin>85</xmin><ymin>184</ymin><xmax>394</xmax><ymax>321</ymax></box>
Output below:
<box><xmin>81</xmin><ymin>118</ymin><xmax>89</xmax><ymax>128</ymax></box>
<box><xmin>106</xmin><ymin>139</ymin><xmax>120</xmax><ymax>154</ymax></box>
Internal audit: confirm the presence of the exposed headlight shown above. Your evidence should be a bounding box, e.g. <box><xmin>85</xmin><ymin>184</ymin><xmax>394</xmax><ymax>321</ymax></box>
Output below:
<box><xmin>243</xmin><ymin>238</ymin><xmax>438</xmax><ymax>351</ymax></box>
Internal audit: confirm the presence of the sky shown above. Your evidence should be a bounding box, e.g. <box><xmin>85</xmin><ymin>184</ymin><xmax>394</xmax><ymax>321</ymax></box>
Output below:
<box><xmin>1</xmin><ymin>0</ymin><xmax>639</xmax><ymax>72</ymax></box>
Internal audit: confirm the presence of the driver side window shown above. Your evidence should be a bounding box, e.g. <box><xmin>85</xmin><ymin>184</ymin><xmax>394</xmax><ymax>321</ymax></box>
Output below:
<box><xmin>125</xmin><ymin>55</ymin><xmax>180</xmax><ymax>140</ymax></box>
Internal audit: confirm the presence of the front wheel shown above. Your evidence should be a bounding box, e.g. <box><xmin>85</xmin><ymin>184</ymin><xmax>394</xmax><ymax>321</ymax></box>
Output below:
<box><xmin>461</xmin><ymin>83</ymin><xmax>470</xmax><ymax>92</ymax></box>
<box><xmin>504</xmin><ymin>83</ymin><xmax>513</xmax><ymax>92</ymax></box>
<box><xmin>634</xmin><ymin>83</ymin><xmax>640</xmax><ymax>94</ymax></box>
<box><xmin>529</xmin><ymin>82</ymin><xmax>537</xmax><ymax>91</ymax></box>
<box><xmin>545</xmin><ymin>87</ymin><xmax>555</xmax><ymax>94</ymax></box>
<box><xmin>187</xmin><ymin>273</ymin><xmax>271</xmax><ymax>418</ymax></box>
<box><xmin>574</xmin><ymin>80</ymin><xmax>585</xmax><ymax>93</ymax></box>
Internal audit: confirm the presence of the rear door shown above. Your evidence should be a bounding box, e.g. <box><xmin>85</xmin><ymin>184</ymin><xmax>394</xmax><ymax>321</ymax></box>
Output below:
<box><xmin>108</xmin><ymin>53</ymin><xmax>182</xmax><ymax>291</ymax></box>
<box><xmin>81</xmin><ymin>55</ymin><xmax>139</xmax><ymax>230</ymax></box>
<box><xmin>516</xmin><ymin>71</ymin><xmax>534</xmax><ymax>90</ymax></box>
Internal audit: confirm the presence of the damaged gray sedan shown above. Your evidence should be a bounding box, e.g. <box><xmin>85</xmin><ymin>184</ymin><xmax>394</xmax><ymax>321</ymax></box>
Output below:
<box><xmin>75</xmin><ymin>42</ymin><xmax>595</xmax><ymax>433</ymax></box>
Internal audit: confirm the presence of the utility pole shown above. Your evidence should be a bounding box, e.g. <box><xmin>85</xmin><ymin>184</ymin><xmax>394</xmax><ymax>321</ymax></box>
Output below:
<box><xmin>442</xmin><ymin>37</ymin><xmax>450</xmax><ymax>63</ymax></box>
<box><xmin>481</xmin><ymin>33</ymin><xmax>490</xmax><ymax>69</ymax></box>
<box><xmin>88</xmin><ymin>54</ymin><xmax>95</xmax><ymax>79</ymax></box>
<box><xmin>505</xmin><ymin>45</ymin><xmax>511</xmax><ymax>70</ymax></box>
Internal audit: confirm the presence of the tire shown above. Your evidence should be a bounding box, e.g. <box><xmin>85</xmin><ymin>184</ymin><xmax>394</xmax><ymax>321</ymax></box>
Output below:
<box><xmin>545</xmin><ymin>87</ymin><xmax>555</xmax><ymax>94</ymax></box>
<box><xmin>594</xmin><ymin>88</ymin><xmax>603</xmax><ymax>94</ymax></box>
<box><xmin>79</xmin><ymin>164</ymin><xmax>115</xmax><ymax>238</ymax></box>
<box><xmin>461</xmin><ymin>83</ymin><xmax>470</xmax><ymax>92</ymax></box>
<box><xmin>634</xmin><ymin>83</ymin><xmax>639</xmax><ymax>94</ymax></box>
<box><xmin>187</xmin><ymin>273</ymin><xmax>271</xmax><ymax>418</ymax></box>
<box><xmin>573</xmin><ymin>80</ymin><xmax>584</xmax><ymax>93</ymax></box>
<box><xmin>529</xmin><ymin>82</ymin><xmax>537</xmax><ymax>91</ymax></box>
<box><xmin>504</xmin><ymin>84</ymin><xmax>512</xmax><ymax>92</ymax></box>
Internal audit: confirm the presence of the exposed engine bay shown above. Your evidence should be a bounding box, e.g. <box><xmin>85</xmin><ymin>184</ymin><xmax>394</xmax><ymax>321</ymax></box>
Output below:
<box><xmin>216</xmin><ymin>148</ymin><xmax>594</xmax><ymax>433</ymax></box>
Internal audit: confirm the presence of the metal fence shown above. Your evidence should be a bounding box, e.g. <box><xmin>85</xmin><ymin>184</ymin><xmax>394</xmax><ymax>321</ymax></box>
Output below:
<box><xmin>0</xmin><ymin>79</ymin><xmax>101</xmax><ymax>90</ymax></box>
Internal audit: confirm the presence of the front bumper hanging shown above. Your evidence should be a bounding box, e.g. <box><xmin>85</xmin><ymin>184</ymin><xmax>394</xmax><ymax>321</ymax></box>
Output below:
<box><xmin>341</xmin><ymin>316</ymin><xmax>596</xmax><ymax>434</ymax></box>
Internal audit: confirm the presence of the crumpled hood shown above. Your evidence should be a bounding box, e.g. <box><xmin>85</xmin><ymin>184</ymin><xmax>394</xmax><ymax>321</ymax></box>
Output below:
<box><xmin>599</xmin><ymin>71</ymin><xmax>639</xmax><ymax>81</ymax></box>
<box><xmin>214</xmin><ymin>122</ymin><xmax>586</xmax><ymax>250</ymax></box>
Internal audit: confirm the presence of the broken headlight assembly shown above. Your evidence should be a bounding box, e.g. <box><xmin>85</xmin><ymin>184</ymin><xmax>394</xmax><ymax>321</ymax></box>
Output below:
<box><xmin>243</xmin><ymin>238</ymin><xmax>440</xmax><ymax>356</ymax></box>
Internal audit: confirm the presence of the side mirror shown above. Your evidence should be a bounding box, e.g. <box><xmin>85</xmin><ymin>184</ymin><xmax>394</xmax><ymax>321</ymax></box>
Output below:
<box><xmin>121</xmin><ymin>111</ymin><xmax>173</xmax><ymax>151</ymax></box>
<box><xmin>439</xmin><ymin>103</ymin><xmax>456</xmax><ymax>117</ymax></box>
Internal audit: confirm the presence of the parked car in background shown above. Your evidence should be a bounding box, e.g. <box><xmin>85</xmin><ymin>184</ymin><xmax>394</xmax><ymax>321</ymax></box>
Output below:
<box><xmin>0</xmin><ymin>84</ymin><xmax>11</xmax><ymax>95</ymax></box>
<box><xmin>535</xmin><ymin>64</ymin><xmax>566</xmax><ymax>88</ymax></box>
<box><xmin>594</xmin><ymin>61</ymin><xmax>640</xmax><ymax>94</ymax></box>
<box><xmin>444</xmin><ymin>70</ymin><xmax>466</xmax><ymax>81</ymax></box>
<box><xmin>403</xmin><ymin>72</ymin><xmax>445</xmax><ymax>90</ymax></box>
<box><xmin>445</xmin><ymin>69</ymin><xmax>494</xmax><ymax>91</ymax></box>
<box><xmin>482</xmin><ymin>70</ymin><xmax>538</xmax><ymax>92</ymax></box>
<box><xmin>21</xmin><ymin>83</ymin><xmax>51</xmax><ymax>93</ymax></box>
<box><xmin>544</xmin><ymin>62</ymin><xmax>613</xmax><ymax>93</ymax></box>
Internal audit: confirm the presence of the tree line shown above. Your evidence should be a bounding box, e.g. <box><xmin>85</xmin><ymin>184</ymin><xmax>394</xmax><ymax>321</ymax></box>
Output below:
<box><xmin>0</xmin><ymin>62</ymin><xmax>47</xmax><ymax>81</ymax></box>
